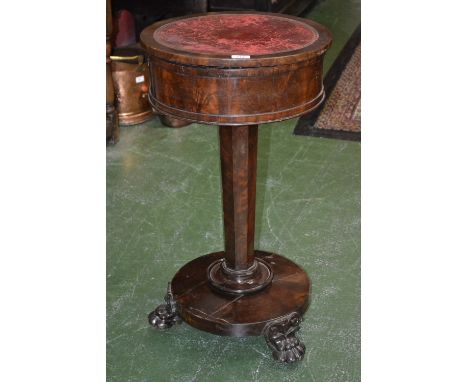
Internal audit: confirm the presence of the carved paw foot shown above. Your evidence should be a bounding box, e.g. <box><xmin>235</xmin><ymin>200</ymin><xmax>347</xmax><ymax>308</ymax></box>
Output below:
<box><xmin>264</xmin><ymin>312</ymin><xmax>306</xmax><ymax>363</ymax></box>
<box><xmin>148</xmin><ymin>282</ymin><xmax>181</xmax><ymax>329</ymax></box>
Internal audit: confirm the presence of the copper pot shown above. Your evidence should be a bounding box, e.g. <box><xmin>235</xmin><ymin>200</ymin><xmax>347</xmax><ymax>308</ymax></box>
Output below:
<box><xmin>111</xmin><ymin>47</ymin><xmax>154</xmax><ymax>125</ymax></box>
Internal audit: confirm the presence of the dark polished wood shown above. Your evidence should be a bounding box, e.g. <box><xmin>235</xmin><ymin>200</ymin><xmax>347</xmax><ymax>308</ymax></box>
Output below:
<box><xmin>147</xmin><ymin>58</ymin><xmax>325</xmax><ymax>125</ymax></box>
<box><xmin>209</xmin><ymin>0</ymin><xmax>316</xmax><ymax>16</ymax></box>
<box><xmin>172</xmin><ymin>250</ymin><xmax>310</xmax><ymax>336</ymax></box>
<box><xmin>208</xmin><ymin>125</ymin><xmax>273</xmax><ymax>295</ymax></box>
<box><xmin>141</xmin><ymin>12</ymin><xmax>332</xmax><ymax>126</ymax></box>
<box><xmin>159</xmin><ymin>114</ymin><xmax>192</xmax><ymax>128</ymax></box>
<box><xmin>143</xmin><ymin>12</ymin><xmax>331</xmax><ymax>362</ymax></box>
<box><xmin>111</xmin><ymin>0</ymin><xmax>208</xmax><ymax>38</ymax></box>
<box><xmin>219</xmin><ymin>125</ymin><xmax>257</xmax><ymax>270</ymax></box>
<box><xmin>106</xmin><ymin>0</ymin><xmax>120</xmax><ymax>144</ymax></box>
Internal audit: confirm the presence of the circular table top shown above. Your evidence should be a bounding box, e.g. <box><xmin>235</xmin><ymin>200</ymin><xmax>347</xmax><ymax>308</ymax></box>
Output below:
<box><xmin>141</xmin><ymin>12</ymin><xmax>332</xmax><ymax>68</ymax></box>
<box><xmin>153</xmin><ymin>14</ymin><xmax>319</xmax><ymax>56</ymax></box>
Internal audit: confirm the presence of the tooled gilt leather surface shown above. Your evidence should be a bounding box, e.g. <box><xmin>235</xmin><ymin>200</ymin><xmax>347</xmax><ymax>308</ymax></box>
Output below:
<box><xmin>153</xmin><ymin>14</ymin><xmax>319</xmax><ymax>55</ymax></box>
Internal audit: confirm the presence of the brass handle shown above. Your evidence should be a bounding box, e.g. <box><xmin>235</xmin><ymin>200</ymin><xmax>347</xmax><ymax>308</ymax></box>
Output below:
<box><xmin>110</xmin><ymin>55</ymin><xmax>144</xmax><ymax>65</ymax></box>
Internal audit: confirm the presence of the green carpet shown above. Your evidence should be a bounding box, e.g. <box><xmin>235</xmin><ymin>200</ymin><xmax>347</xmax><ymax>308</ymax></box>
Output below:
<box><xmin>107</xmin><ymin>1</ymin><xmax>361</xmax><ymax>381</ymax></box>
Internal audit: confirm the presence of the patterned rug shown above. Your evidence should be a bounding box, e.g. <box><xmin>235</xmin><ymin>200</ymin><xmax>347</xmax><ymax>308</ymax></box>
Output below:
<box><xmin>294</xmin><ymin>25</ymin><xmax>361</xmax><ymax>141</ymax></box>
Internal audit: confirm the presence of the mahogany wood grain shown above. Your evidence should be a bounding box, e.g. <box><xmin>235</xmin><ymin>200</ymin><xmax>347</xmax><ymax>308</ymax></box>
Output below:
<box><xmin>106</xmin><ymin>0</ymin><xmax>120</xmax><ymax>144</ymax></box>
<box><xmin>143</xmin><ymin>12</ymin><xmax>331</xmax><ymax>340</ymax></box>
<box><xmin>219</xmin><ymin>125</ymin><xmax>257</xmax><ymax>270</ymax></box>
<box><xmin>172</xmin><ymin>250</ymin><xmax>310</xmax><ymax>336</ymax></box>
<box><xmin>141</xmin><ymin>12</ymin><xmax>331</xmax><ymax>125</ymax></box>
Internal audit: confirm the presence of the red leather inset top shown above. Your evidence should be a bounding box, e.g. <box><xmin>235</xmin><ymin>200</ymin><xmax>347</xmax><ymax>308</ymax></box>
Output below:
<box><xmin>153</xmin><ymin>14</ymin><xmax>319</xmax><ymax>56</ymax></box>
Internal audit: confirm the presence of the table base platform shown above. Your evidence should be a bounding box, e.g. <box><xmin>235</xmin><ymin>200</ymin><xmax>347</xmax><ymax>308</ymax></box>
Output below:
<box><xmin>148</xmin><ymin>250</ymin><xmax>310</xmax><ymax>363</ymax></box>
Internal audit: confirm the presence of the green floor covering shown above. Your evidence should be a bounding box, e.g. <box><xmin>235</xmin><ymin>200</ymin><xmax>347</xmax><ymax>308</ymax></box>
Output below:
<box><xmin>107</xmin><ymin>1</ymin><xmax>360</xmax><ymax>381</ymax></box>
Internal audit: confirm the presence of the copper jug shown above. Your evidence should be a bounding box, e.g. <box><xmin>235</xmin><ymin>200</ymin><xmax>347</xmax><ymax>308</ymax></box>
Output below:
<box><xmin>111</xmin><ymin>46</ymin><xmax>154</xmax><ymax>125</ymax></box>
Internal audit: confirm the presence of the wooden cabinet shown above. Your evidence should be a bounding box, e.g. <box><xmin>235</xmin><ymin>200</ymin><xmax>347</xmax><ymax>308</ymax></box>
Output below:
<box><xmin>209</xmin><ymin>0</ymin><xmax>315</xmax><ymax>15</ymax></box>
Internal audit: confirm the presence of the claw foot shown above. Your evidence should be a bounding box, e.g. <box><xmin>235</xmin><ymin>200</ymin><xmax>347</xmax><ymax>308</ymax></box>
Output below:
<box><xmin>148</xmin><ymin>282</ymin><xmax>181</xmax><ymax>329</ymax></box>
<box><xmin>263</xmin><ymin>312</ymin><xmax>306</xmax><ymax>363</ymax></box>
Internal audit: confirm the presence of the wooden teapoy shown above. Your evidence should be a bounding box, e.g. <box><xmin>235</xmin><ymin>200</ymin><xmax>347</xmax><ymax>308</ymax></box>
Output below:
<box><xmin>141</xmin><ymin>12</ymin><xmax>332</xmax><ymax>363</ymax></box>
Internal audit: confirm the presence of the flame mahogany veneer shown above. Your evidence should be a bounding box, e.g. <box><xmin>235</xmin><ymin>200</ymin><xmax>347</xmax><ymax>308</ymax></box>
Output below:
<box><xmin>142</xmin><ymin>12</ymin><xmax>332</xmax><ymax>362</ymax></box>
<box><xmin>141</xmin><ymin>12</ymin><xmax>331</xmax><ymax>125</ymax></box>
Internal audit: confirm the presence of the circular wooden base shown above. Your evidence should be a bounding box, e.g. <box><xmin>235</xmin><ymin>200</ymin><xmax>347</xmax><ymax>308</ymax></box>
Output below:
<box><xmin>171</xmin><ymin>250</ymin><xmax>311</xmax><ymax>337</ymax></box>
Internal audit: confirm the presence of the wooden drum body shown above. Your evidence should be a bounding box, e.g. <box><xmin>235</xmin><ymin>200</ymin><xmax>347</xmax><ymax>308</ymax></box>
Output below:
<box><xmin>141</xmin><ymin>12</ymin><xmax>331</xmax><ymax>125</ymax></box>
<box><xmin>142</xmin><ymin>12</ymin><xmax>332</xmax><ymax>363</ymax></box>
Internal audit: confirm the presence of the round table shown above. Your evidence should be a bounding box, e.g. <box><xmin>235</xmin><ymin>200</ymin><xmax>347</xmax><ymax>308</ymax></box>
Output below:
<box><xmin>141</xmin><ymin>12</ymin><xmax>332</xmax><ymax>363</ymax></box>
